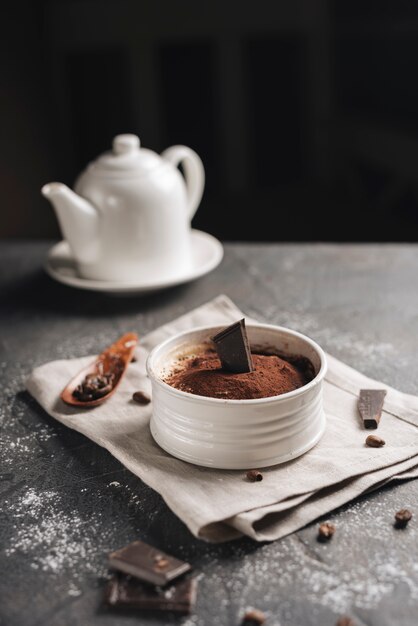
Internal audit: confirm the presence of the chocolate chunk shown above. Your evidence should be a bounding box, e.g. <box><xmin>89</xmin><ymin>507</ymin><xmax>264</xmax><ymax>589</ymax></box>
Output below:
<box><xmin>105</xmin><ymin>573</ymin><xmax>197</xmax><ymax>615</ymax></box>
<box><xmin>358</xmin><ymin>389</ymin><xmax>387</xmax><ymax>429</ymax></box>
<box><xmin>109</xmin><ymin>540</ymin><xmax>191</xmax><ymax>586</ymax></box>
<box><xmin>211</xmin><ymin>319</ymin><xmax>254</xmax><ymax>373</ymax></box>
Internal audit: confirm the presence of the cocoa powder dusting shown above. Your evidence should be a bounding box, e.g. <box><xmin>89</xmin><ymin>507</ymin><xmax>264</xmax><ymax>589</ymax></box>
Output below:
<box><xmin>164</xmin><ymin>352</ymin><xmax>309</xmax><ymax>400</ymax></box>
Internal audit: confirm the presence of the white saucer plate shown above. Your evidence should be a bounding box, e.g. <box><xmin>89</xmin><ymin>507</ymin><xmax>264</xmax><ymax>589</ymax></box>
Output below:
<box><xmin>45</xmin><ymin>229</ymin><xmax>223</xmax><ymax>295</ymax></box>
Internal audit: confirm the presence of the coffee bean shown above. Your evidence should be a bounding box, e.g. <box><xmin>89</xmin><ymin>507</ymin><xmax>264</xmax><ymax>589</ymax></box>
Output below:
<box><xmin>72</xmin><ymin>371</ymin><xmax>115</xmax><ymax>402</ymax></box>
<box><xmin>365</xmin><ymin>434</ymin><xmax>385</xmax><ymax>448</ymax></box>
<box><xmin>394</xmin><ymin>508</ymin><xmax>412</xmax><ymax>528</ymax></box>
<box><xmin>72</xmin><ymin>388</ymin><xmax>94</xmax><ymax>402</ymax></box>
<box><xmin>91</xmin><ymin>384</ymin><xmax>113</xmax><ymax>399</ymax></box>
<box><xmin>317</xmin><ymin>521</ymin><xmax>336</xmax><ymax>541</ymax></box>
<box><xmin>246</xmin><ymin>469</ymin><xmax>263</xmax><ymax>482</ymax></box>
<box><xmin>85</xmin><ymin>373</ymin><xmax>99</xmax><ymax>383</ymax></box>
<box><xmin>336</xmin><ymin>617</ymin><xmax>355</xmax><ymax>626</ymax></box>
<box><xmin>87</xmin><ymin>374</ymin><xmax>110</xmax><ymax>388</ymax></box>
<box><xmin>132</xmin><ymin>391</ymin><xmax>151</xmax><ymax>405</ymax></box>
<box><xmin>242</xmin><ymin>608</ymin><xmax>265</xmax><ymax>625</ymax></box>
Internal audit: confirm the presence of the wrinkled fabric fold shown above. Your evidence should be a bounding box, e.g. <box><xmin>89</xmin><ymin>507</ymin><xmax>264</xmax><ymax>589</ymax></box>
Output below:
<box><xmin>26</xmin><ymin>295</ymin><xmax>418</xmax><ymax>542</ymax></box>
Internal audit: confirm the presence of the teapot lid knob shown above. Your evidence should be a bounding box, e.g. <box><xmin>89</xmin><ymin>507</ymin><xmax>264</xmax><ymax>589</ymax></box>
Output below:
<box><xmin>113</xmin><ymin>134</ymin><xmax>140</xmax><ymax>155</ymax></box>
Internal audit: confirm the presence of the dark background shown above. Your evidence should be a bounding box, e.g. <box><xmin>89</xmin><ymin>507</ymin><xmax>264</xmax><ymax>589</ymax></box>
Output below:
<box><xmin>3</xmin><ymin>0</ymin><xmax>418</xmax><ymax>242</ymax></box>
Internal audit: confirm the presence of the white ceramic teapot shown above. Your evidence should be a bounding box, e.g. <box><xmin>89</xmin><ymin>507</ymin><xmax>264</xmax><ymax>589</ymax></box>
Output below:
<box><xmin>41</xmin><ymin>134</ymin><xmax>205</xmax><ymax>282</ymax></box>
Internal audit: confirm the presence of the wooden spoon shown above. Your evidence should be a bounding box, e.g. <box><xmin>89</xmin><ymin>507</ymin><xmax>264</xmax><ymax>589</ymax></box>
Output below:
<box><xmin>61</xmin><ymin>332</ymin><xmax>138</xmax><ymax>407</ymax></box>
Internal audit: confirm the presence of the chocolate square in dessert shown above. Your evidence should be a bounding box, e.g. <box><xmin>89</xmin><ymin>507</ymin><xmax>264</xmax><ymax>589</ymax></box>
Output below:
<box><xmin>211</xmin><ymin>319</ymin><xmax>254</xmax><ymax>373</ymax></box>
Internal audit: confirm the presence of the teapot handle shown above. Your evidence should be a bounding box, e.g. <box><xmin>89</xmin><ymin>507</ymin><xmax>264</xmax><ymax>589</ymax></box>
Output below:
<box><xmin>161</xmin><ymin>146</ymin><xmax>205</xmax><ymax>219</ymax></box>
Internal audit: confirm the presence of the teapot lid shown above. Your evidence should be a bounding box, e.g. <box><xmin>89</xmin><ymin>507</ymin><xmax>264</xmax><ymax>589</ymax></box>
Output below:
<box><xmin>87</xmin><ymin>134</ymin><xmax>162</xmax><ymax>176</ymax></box>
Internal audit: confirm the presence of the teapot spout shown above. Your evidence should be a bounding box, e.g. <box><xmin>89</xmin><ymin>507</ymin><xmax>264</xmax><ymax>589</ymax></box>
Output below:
<box><xmin>42</xmin><ymin>183</ymin><xmax>99</xmax><ymax>265</ymax></box>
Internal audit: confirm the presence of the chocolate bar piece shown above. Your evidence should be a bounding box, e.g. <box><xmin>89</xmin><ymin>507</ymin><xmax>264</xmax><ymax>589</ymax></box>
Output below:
<box><xmin>211</xmin><ymin>319</ymin><xmax>254</xmax><ymax>373</ymax></box>
<box><xmin>358</xmin><ymin>389</ymin><xmax>387</xmax><ymax>429</ymax></box>
<box><xmin>105</xmin><ymin>573</ymin><xmax>197</xmax><ymax>615</ymax></box>
<box><xmin>109</xmin><ymin>540</ymin><xmax>191</xmax><ymax>586</ymax></box>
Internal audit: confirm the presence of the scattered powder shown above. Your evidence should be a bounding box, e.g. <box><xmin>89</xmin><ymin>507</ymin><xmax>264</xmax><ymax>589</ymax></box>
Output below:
<box><xmin>0</xmin><ymin>406</ymin><xmax>59</xmax><ymax>467</ymax></box>
<box><xmin>0</xmin><ymin>345</ymin><xmax>145</xmax><ymax>593</ymax></box>
<box><xmin>4</xmin><ymin>480</ymin><xmax>145</xmax><ymax>580</ymax></box>
<box><xmin>67</xmin><ymin>584</ymin><xmax>82</xmax><ymax>597</ymax></box>
<box><xmin>192</xmin><ymin>496</ymin><xmax>418</xmax><ymax>621</ymax></box>
<box><xmin>4</xmin><ymin>487</ymin><xmax>107</xmax><ymax>580</ymax></box>
<box><xmin>106</xmin><ymin>480</ymin><xmax>143</xmax><ymax>508</ymax></box>
<box><xmin>18</xmin><ymin>488</ymin><xmax>57</xmax><ymax>517</ymax></box>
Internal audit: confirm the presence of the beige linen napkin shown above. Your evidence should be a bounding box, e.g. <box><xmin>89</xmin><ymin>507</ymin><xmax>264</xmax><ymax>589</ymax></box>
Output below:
<box><xmin>26</xmin><ymin>295</ymin><xmax>418</xmax><ymax>542</ymax></box>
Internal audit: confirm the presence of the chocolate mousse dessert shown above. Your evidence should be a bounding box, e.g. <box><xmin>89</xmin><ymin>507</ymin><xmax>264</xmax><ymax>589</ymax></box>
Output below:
<box><xmin>164</xmin><ymin>319</ymin><xmax>313</xmax><ymax>400</ymax></box>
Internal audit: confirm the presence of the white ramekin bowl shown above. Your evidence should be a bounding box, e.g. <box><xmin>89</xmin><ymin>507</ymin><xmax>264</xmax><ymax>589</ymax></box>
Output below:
<box><xmin>146</xmin><ymin>323</ymin><xmax>327</xmax><ymax>470</ymax></box>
